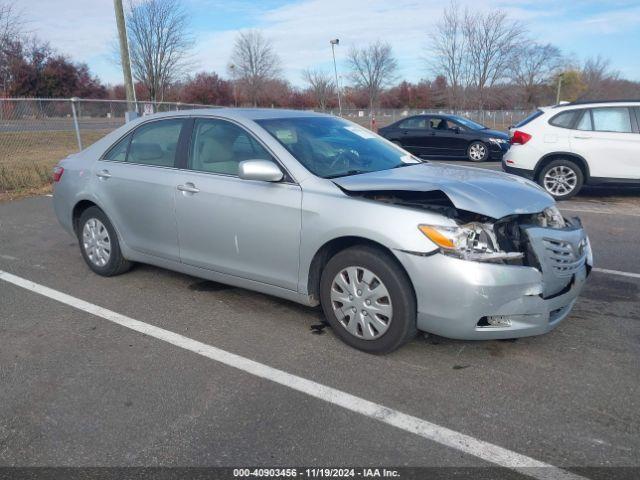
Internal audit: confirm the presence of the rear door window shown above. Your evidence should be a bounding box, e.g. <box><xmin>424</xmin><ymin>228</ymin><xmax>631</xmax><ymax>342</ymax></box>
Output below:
<box><xmin>591</xmin><ymin>107</ymin><xmax>633</xmax><ymax>133</ymax></box>
<box><xmin>575</xmin><ymin>110</ymin><xmax>593</xmax><ymax>131</ymax></box>
<box><xmin>103</xmin><ymin>133</ymin><xmax>131</xmax><ymax>161</ymax></box>
<box><xmin>128</xmin><ymin>119</ymin><xmax>185</xmax><ymax>167</ymax></box>
<box><xmin>398</xmin><ymin>117</ymin><xmax>427</xmax><ymax>129</ymax></box>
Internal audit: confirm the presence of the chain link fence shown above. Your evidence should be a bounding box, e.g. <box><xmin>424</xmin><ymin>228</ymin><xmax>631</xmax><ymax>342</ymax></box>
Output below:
<box><xmin>0</xmin><ymin>97</ymin><xmax>530</xmax><ymax>194</ymax></box>
<box><xmin>0</xmin><ymin>98</ymin><xmax>213</xmax><ymax>193</ymax></box>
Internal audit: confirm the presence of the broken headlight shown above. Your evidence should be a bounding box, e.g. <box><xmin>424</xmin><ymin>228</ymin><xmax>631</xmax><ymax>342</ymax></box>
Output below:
<box><xmin>536</xmin><ymin>206</ymin><xmax>566</xmax><ymax>229</ymax></box>
<box><xmin>418</xmin><ymin>223</ymin><xmax>523</xmax><ymax>262</ymax></box>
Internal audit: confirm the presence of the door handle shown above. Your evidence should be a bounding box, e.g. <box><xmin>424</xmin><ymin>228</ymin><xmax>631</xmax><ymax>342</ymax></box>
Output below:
<box><xmin>573</xmin><ymin>135</ymin><xmax>592</xmax><ymax>139</ymax></box>
<box><xmin>96</xmin><ymin>170</ymin><xmax>111</xmax><ymax>179</ymax></box>
<box><xmin>177</xmin><ymin>183</ymin><xmax>200</xmax><ymax>194</ymax></box>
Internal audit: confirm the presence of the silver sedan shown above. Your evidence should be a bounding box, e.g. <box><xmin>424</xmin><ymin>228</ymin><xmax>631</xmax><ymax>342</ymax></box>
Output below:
<box><xmin>53</xmin><ymin>109</ymin><xmax>591</xmax><ymax>353</ymax></box>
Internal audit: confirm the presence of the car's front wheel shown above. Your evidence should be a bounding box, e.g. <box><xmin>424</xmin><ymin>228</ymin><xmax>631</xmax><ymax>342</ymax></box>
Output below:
<box><xmin>538</xmin><ymin>159</ymin><xmax>584</xmax><ymax>200</ymax></box>
<box><xmin>467</xmin><ymin>141</ymin><xmax>489</xmax><ymax>162</ymax></box>
<box><xmin>78</xmin><ymin>206</ymin><xmax>132</xmax><ymax>276</ymax></box>
<box><xmin>320</xmin><ymin>246</ymin><xmax>417</xmax><ymax>354</ymax></box>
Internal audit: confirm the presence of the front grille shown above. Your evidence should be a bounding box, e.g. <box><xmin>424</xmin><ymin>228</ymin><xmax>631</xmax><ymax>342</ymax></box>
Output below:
<box><xmin>542</xmin><ymin>238</ymin><xmax>586</xmax><ymax>277</ymax></box>
<box><xmin>523</xmin><ymin>224</ymin><xmax>588</xmax><ymax>298</ymax></box>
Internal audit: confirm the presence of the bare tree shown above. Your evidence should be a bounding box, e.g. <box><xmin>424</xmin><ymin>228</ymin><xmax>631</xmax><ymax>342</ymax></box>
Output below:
<box><xmin>302</xmin><ymin>69</ymin><xmax>334</xmax><ymax>110</ymax></box>
<box><xmin>511</xmin><ymin>43</ymin><xmax>562</xmax><ymax>107</ymax></box>
<box><xmin>428</xmin><ymin>1</ymin><xmax>469</xmax><ymax>111</ymax></box>
<box><xmin>229</xmin><ymin>30</ymin><xmax>281</xmax><ymax>107</ymax></box>
<box><xmin>463</xmin><ymin>9</ymin><xmax>524</xmax><ymax>110</ymax></box>
<box><xmin>0</xmin><ymin>3</ymin><xmax>22</xmax><ymax>95</ymax></box>
<box><xmin>347</xmin><ymin>40</ymin><xmax>398</xmax><ymax>112</ymax></box>
<box><xmin>126</xmin><ymin>0</ymin><xmax>193</xmax><ymax>102</ymax></box>
<box><xmin>581</xmin><ymin>55</ymin><xmax>619</xmax><ymax>99</ymax></box>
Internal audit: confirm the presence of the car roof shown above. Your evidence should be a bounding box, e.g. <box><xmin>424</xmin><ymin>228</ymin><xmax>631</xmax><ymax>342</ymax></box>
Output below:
<box><xmin>549</xmin><ymin>100</ymin><xmax>640</xmax><ymax>111</ymax></box>
<box><xmin>135</xmin><ymin>108</ymin><xmax>331</xmax><ymax>122</ymax></box>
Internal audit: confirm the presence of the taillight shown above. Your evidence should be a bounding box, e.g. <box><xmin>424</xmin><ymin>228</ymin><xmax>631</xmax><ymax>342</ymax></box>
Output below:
<box><xmin>52</xmin><ymin>166</ymin><xmax>64</xmax><ymax>182</ymax></box>
<box><xmin>510</xmin><ymin>130</ymin><xmax>532</xmax><ymax>145</ymax></box>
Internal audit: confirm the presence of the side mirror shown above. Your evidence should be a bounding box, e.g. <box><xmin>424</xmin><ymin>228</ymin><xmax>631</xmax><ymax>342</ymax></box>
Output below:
<box><xmin>238</xmin><ymin>160</ymin><xmax>284</xmax><ymax>182</ymax></box>
<box><xmin>453</xmin><ymin>126</ymin><xmax>461</xmax><ymax>134</ymax></box>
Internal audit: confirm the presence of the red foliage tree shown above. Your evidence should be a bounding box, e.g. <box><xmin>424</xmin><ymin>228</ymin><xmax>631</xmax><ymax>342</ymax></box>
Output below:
<box><xmin>180</xmin><ymin>72</ymin><xmax>232</xmax><ymax>106</ymax></box>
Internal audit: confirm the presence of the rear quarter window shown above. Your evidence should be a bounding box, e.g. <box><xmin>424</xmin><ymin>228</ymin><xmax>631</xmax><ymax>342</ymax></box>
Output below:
<box><xmin>548</xmin><ymin>110</ymin><xmax>578</xmax><ymax>129</ymax></box>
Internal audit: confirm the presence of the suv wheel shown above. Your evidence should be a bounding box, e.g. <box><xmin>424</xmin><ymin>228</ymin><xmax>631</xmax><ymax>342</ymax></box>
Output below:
<box><xmin>78</xmin><ymin>206</ymin><xmax>132</xmax><ymax>276</ymax></box>
<box><xmin>319</xmin><ymin>246</ymin><xmax>417</xmax><ymax>354</ymax></box>
<box><xmin>538</xmin><ymin>159</ymin><xmax>584</xmax><ymax>200</ymax></box>
<box><xmin>467</xmin><ymin>141</ymin><xmax>489</xmax><ymax>162</ymax></box>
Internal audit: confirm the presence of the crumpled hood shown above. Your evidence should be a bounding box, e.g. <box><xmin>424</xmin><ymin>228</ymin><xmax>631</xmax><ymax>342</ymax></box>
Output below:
<box><xmin>332</xmin><ymin>163</ymin><xmax>554</xmax><ymax>219</ymax></box>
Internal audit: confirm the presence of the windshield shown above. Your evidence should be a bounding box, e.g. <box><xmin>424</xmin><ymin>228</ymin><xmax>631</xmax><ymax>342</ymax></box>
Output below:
<box><xmin>256</xmin><ymin>116</ymin><xmax>421</xmax><ymax>179</ymax></box>
<box><xmin>451</xmin><ymin>116</ymin><xmax>486</xmax><ymax>130</ymax></box>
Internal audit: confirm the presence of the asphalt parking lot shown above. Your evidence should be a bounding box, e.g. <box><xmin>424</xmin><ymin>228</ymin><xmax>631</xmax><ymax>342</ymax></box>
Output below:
<box><xmin>1</xmin><ymin>169</ymin><xmax>639</xmax><ymax>479</ymax></box>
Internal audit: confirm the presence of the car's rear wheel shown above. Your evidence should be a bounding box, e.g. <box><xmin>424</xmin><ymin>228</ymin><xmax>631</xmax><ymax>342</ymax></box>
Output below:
<box><xmin>78</xmin><ymin>206</ymin><xmax>132</xmax><ymax>276</ymax></box>
<box><xmin>538</xmin><ymin>159</ymin><xmax>584</xmax><ymax>200</ymax></box>
<box><xmin>467</xmin><ymin>141</ymin><xmax>489</xmax><ymax>162</ymax></box>
<box><xmin>319</xmin><ymin>246</ymin><xmax>417</xmax><ymax>354</ymax></box>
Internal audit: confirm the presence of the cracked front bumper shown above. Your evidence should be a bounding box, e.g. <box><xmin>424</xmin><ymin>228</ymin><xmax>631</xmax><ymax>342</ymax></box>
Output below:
<box><xmin>396</xmin><ymin>249</ymin><xmax>590</xmax><ymax>340</ymax></box>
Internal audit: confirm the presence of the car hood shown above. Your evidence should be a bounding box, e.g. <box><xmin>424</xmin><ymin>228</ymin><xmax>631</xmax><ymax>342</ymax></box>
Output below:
<box><xmin>481</xmin><ymin>128</ymin><xmax>509</xmax><ymax>139</ymax></box>
<box><xmin>332</xmin><ymin>163</ymin><xmax>554</xmax><ymax>219</ymax></box>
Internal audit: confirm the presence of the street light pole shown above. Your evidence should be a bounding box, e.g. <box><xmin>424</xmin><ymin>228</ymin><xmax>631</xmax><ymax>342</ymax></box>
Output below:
<box><xmin>330</xmin><ymin>38</ymin><xmax>342</xmax><ymax>116</ymax></box>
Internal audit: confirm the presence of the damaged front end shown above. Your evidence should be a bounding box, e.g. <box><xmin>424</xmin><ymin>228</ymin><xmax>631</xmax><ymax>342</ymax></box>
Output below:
<box><xmin>347</xmin><ymin>189</ymin><xmax>591</xmax><ymax>299</ymax></box>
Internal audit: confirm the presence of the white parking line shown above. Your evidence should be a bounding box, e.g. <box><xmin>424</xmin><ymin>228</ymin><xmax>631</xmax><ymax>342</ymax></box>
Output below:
<box><xmin>0</xmin><ymin>269</ymin><xmax>586</xmax><ymax>480</ymax></box>
<box><xmin>593</xmin><ymin>267</ymin><xmax>640</xmax><ymax>279</ymax></box>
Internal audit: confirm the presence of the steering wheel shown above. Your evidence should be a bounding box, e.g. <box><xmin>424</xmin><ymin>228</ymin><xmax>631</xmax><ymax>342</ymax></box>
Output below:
<box><xmin>328</xmin><ymin>149</ymin><xmax>359</xmax><ymax>172</ymax></box>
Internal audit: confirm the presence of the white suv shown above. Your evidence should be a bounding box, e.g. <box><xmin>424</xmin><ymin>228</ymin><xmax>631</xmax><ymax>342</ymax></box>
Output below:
<box><xmin>502</xmin><ymin>101</ymin><xmax>640</xmax><ymax>199</ymax></box>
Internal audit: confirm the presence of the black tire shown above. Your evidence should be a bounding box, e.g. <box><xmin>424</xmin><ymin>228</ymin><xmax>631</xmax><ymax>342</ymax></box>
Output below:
<box><xmin>467</xmin><ymin>141</ymin><xmax>489</xmax><ymax>162</ymax></box>
<box><xmin>78</xmin><ymin>206</ymin><xmax>132</xmax><ymax>277</ymax></box>
<box><xmin>537</xmin><ymin>159</ymin><xmax>584</xmax><ymax>200</ymax></box>
<box><xmin>319</xmin><ymin>245</ymin><xmax>417</xmax><ymax>354</ymax></box>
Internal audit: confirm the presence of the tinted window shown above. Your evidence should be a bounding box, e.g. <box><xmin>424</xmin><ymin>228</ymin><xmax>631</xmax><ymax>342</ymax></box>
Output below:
<box><xmin>104</xmin><ymin>134</ymin><xmax>130</xmax><ymax>161</ymax></box>
<box><xmin>189</xmin><ymin>118</ymin><xmax>273</xmax><ymax>176</ymax></box>
<box><xmin>398</xmin><ymin>117</ymin><xmax>427</xmax><ymax>129</ymax></box>
<box><xmin>128</xmin><ymin>119</ymin><xmax>184</xmax><ymax>167</ymax></box>
<box><xmin>257</xmin><ymin>117</ymin><xmax>421</xmax><ymax>179</ymax></box>
<box><xmin>592</xmin><ymin>107</ymin><xmax>632</xmax><ymax>133</ymax></box>
<box><xmin>514</xmin><ymin>110</ymin><xmax>543</xmax><ymax>128</ymax></box>
<box><xmin>549</xmin><ymin>111</ymin><xmax>577</xmax><ymax>128</ymax></box>
<box><xmin>576</xmin><ymin>110</ymin><xmax>593</xmax><ymax>131</ymax></box>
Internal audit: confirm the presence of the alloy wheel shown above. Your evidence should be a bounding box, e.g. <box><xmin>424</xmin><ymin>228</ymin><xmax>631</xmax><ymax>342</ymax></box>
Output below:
<box><xmin>543</xmin><ymin>166</ymin><xmax>577</xmax><ymax>197</ymax></box>
<box><xmin>330</xmin><ymin>266</ymin><xmax>393</xmax><ymax>340</ymax></box>
<box><xmin>469</xmin><ymin>142</ymin><xmax>487</xmax><ymax>161</ymax></box>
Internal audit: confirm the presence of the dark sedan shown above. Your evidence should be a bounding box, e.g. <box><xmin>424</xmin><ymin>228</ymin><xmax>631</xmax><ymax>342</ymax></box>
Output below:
<box><xmin>378</xmin><ymin>114</ymin><xmax>510</xmax><ymax>162</ymax></box>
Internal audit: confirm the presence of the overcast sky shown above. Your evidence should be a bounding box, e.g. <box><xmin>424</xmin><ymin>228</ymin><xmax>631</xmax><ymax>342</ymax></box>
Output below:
<box><xmin>17</xmin><ymin>0</ymin><xmax>640</xmax><ymax>86</ymax></box>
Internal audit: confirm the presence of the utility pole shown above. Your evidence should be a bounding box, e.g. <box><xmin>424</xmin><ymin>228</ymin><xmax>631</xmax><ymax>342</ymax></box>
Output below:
<box><xmin>114</xmin><ymin>0</ymin><xmax>137</xmax><ymax>121</ymax></box>
<box><xmin>556</xmin><ymin>73</ymin><xmax>564</xmax><ymax>104</ymax></box>
<box><xmin>330</xmin><ymin>39</ymin><xmax>342</xmax><ymax>116</ymax></box>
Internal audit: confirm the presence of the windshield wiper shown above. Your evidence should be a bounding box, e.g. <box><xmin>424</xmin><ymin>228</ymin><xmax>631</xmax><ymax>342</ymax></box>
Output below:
<box><xmin>325</xmin><ymin>169</ymin><xmax>368</xmax><ymax>179</ymax></box>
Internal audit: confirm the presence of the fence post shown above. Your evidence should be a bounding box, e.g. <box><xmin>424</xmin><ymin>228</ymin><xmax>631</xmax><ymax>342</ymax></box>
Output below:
<box><xmin>70</xmin><ymin>97</ymin><xmax>83</xmax><ymax>151</ymax></box>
